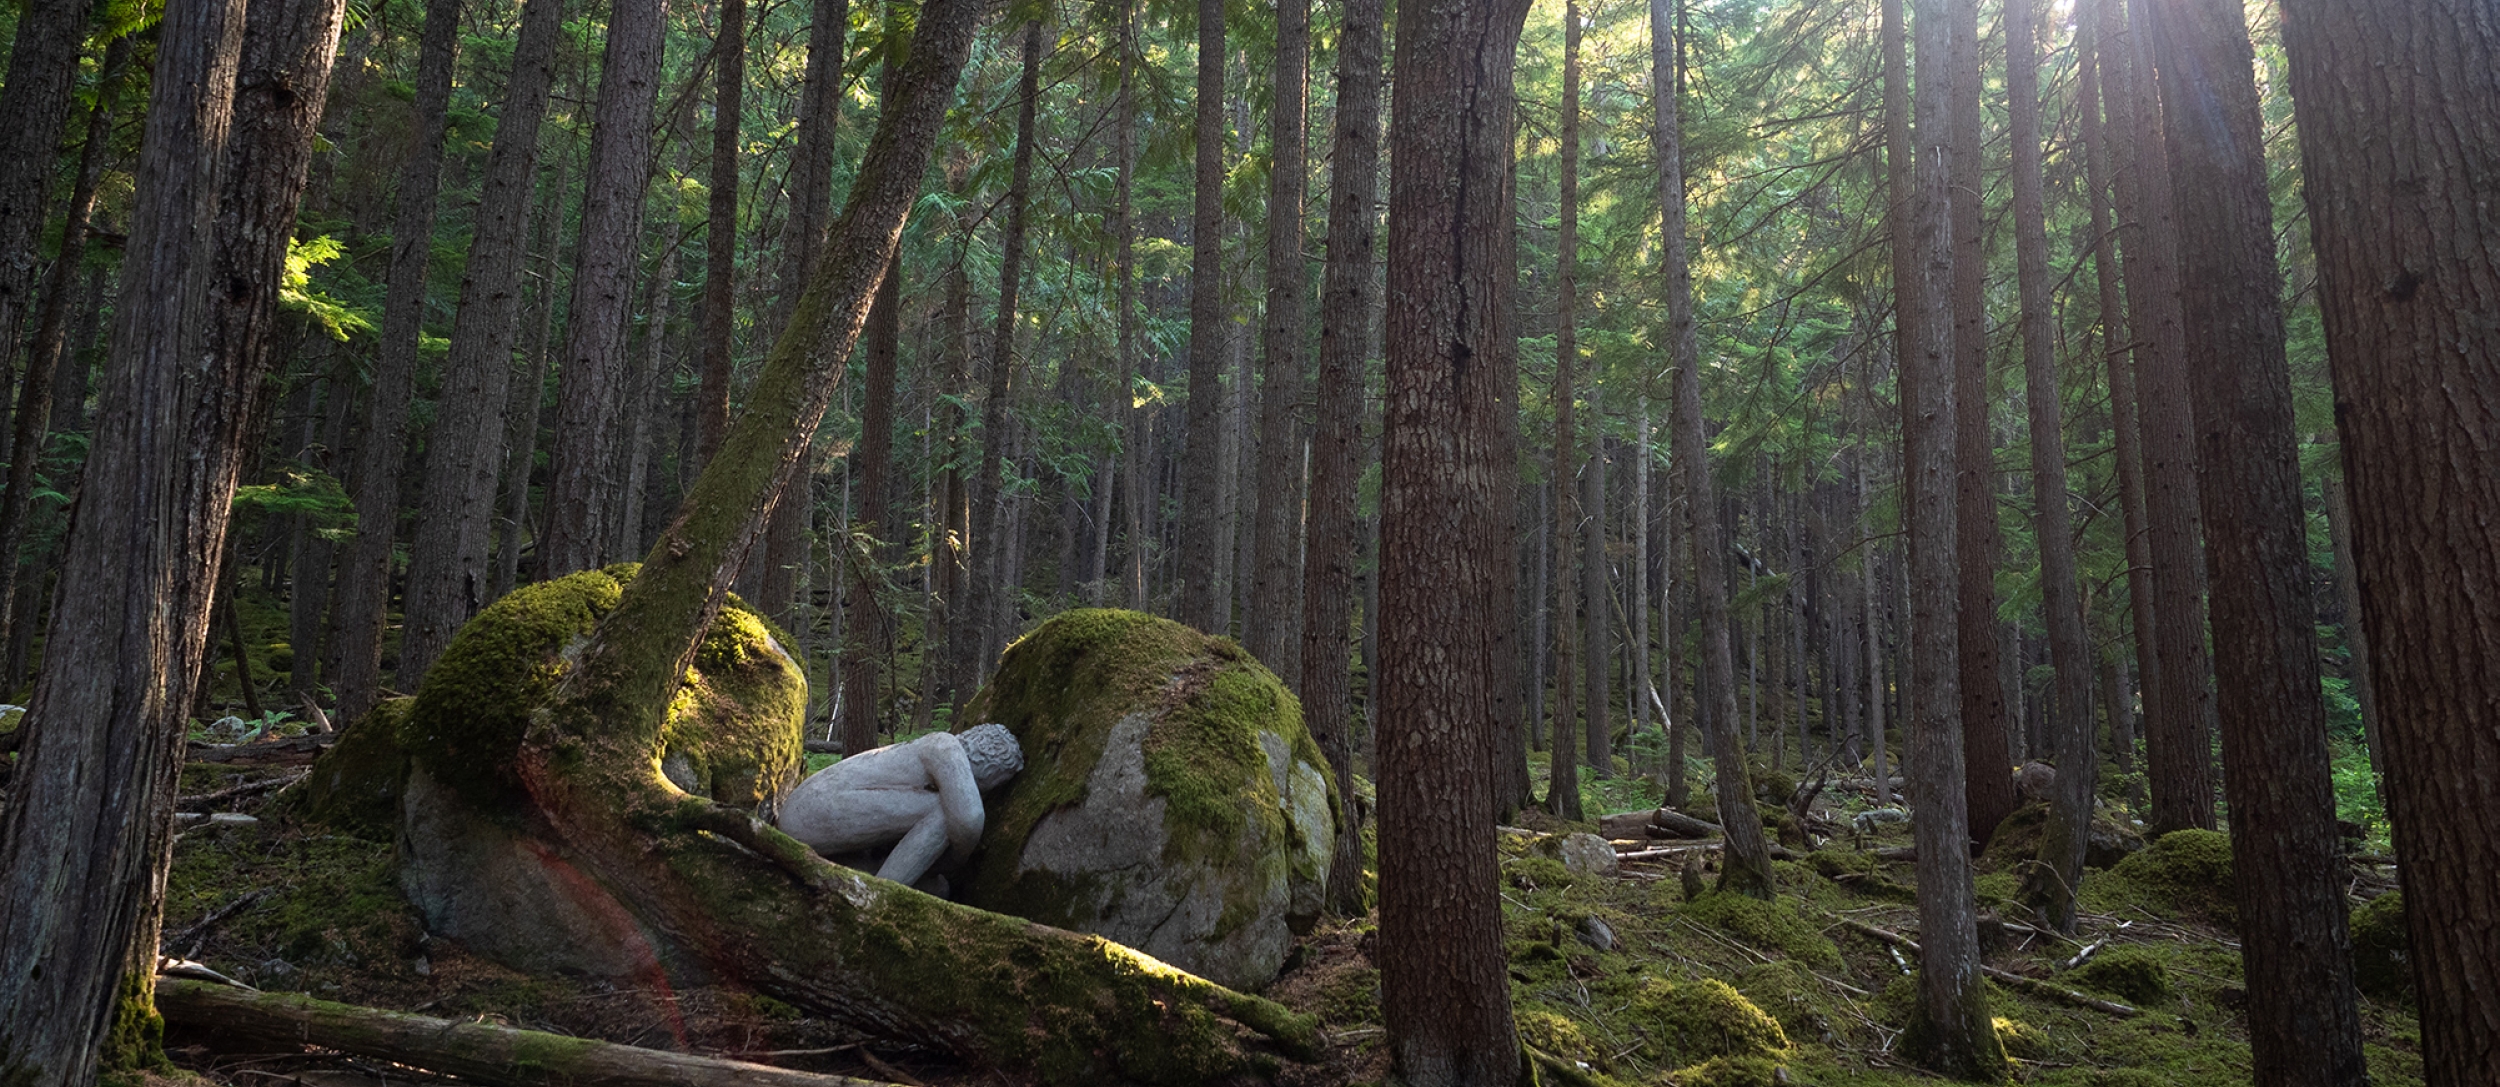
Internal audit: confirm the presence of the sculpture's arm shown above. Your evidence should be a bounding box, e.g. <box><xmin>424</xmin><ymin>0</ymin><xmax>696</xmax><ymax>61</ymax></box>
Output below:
<box><xmin>915</xmin><ymin>733</ymin><xmax>987</xmax><ymax>865</ymax></box>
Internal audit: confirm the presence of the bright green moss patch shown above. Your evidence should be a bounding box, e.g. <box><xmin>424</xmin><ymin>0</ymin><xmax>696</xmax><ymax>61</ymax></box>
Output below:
<box><xmin>2070</xmin><ymin>946</ymin><xmax>2173</xmax><ymax>1006</ymax></box>
<box><xmin>1519</xmin><ymin>1007</ymin><xmax>1596</xmax><ymax>1064</ymax></box>
<box><xmin>1993</xmin><ymin>1016</ymin><xmax>2050</xmax><ymax>1061</ymax></box>
<box><xmin>1627</xmin><ymin>977</ymin><xmax>1789</xmax><ymax>1067</ymax></box>
<box><xmin>1681</xmin><ymin>891</ymin><xmax>1844</xmax><ymax>970</ymax></box>
<box><xmin>1670</xmin><ymin>1054</ymin><xmax>1787</xmax><ymax>1087</ymax></box>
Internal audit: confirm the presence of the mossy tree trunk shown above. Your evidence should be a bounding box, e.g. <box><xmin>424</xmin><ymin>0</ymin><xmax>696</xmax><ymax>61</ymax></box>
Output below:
<box><xmin>505</xmin><ymin>3</ymin><xmax>1311</xmax><ymax>1080</ymax></box>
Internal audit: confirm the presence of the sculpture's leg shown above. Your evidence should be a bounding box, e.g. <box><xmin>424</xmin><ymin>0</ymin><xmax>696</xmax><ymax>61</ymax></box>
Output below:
<box><xmin>874</xmin><ymin>810</ymin><xmax>950</xmax><ymax>887</ymax></box>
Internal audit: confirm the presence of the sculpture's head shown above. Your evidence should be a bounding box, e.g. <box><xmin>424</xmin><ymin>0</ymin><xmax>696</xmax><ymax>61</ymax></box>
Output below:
<box><xmin>961</xmin><ymin>723</ymin><xmax>1025</xmax><ymax>791</ymax></box>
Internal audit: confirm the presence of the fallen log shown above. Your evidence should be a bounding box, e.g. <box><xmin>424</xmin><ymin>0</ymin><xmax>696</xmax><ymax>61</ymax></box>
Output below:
<box><xmin>1830</xmin><ymin>918</ymin><xmax>2140</xmax><ymax>1017</ymax></box>
<box><xmin>156</xmin><ymin>977</ymin><xmax>904</xmax><ymax>1087</ymax></box>
<box><xmin>186</xmin><ymin>735</ymin><xmax>335</xmax><ymax>765</ymax></box>
<box><xmin>1647</xmin><ymin>808</ymin><xmax>1724</xmax><ymax>840</ymax></box>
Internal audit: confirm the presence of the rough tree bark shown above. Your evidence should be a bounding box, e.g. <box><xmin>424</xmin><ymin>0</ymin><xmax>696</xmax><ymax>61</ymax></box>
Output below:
<box><xmin>1899</xmin><ymin>0</ymin><xmax>2004</xmax><ymax>1077</ymax></box>
<box><xmin>397</xmin><ymin>0</ymin><xmax>566</xmax><ymax>688</ymax></box>
<box><xmin>1245</xmin><ymin>0</ymin><xmax>1309</xmax><ymax>687</ymax></box>
<box><xmin>0</xmin><ymin>0</ymin><xmax>343</xmax><ymax>1076</ymax></box>
<box><xmin>1174</xmin><ymin>0</ymin><xmax>1227</xmax><ymax>632</ymax></box>
<box><xmin>334</xmin><ymin>0</ymin><xmax>463</xmax><ymax>720</ymax></box>
<box><xmin>2140</xmin><ymin>0</ymin><xmax>2368</xmax><ymax>1082</ymax></box>
<box><xmin>2109</xmin><ymin>0</ymin><xmax>2215</xmax><ymax>835</ymax></box>
<box><xmin>840</xmin><ymin>28</ymin><xmax>910</xmax><ymax>755</ymax></box>
<box><xmin>2280</xmin><ymin>4</ymin><xmax>2500</xmax><ymax>1081</ymax></box>
<box><xmin>1948</xmin><ymin>0</ymin><xmax>2014</xmax><ymax>846</ymax></box>
<box><xmin>1654</xmin><ymin>0</ymin><xmax>1691</xmax><ymax>811</ymax></box>
<box><xmin>1376</xmin><ymin>0</ymin><xmax>1533</xmax><ymax>1077</ymax></box>
<box><xmin>1662</xmin><ymin>0</ymin><xmax>1773</xmax><ymax>899</ymax></box>
<box><xmin>484</xmin><ymin>0</ymin><xmax>1316</xmax><ymax>1077</ymax></box>
<box><xmin>544</xmin><ymin>0</ymin><xmax>666</xmax><ymax>577</ymax></box>
<box><xmin>1300</xmin><ymin>0</ymin><xmax>1382</xmax><ymax>918</ymax></box>
<box><xmin>2007</xmin><ymin>0</ymin><xmax>2097</xmax><ymax>935</ymax></box>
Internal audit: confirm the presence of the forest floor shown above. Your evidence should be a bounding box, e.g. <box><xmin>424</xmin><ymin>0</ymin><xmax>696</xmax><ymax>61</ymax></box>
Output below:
<box><xmin>137</xmin><ymin>742</ymin><xmax>2425</xmax><ymax>1087</ymax></box>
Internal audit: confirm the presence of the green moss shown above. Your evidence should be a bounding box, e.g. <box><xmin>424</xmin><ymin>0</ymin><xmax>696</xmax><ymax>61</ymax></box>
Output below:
<box><xmin>1519</xmin><ymin>1007</ymin><xmax>1596</xmax><ymax>1064</ymax></box>
<box><xmin>1735</xmin><ymin>961</ymin><xmax>1832</xmax><ymax>1042</ymax></box>
<box><xmin>2106</xmin><ymin>829</ymin><xmax>2236</xmax><ymax>926</ymax></box>
<box><xmin>2349</xmin><ymin>892</ymin><xmax>2410</xmax><ymax>1002</ymax></box>
<box><xmin>1680</xmin><ymin>891</ymin><xmax>1844</xmax><ymax>970</ymax></box>
<box><xmin>1507</xmin><ymin>854</ymin><xmax>1578</xmax><ymax>891</ymax></box>
<box><xmin>100</xmin><ymin>972</ymin><xmax>168</xmax><ymax>1075</ymax></box>
<box><xmin>273</xmin><ymin>697</ymin><xmax>413</xmax><ymax>837</ymax></box>
<box><xmin>956</xmin><ymin>609</ymin><xmax>1336</xmax><ymax>935</ymax></box>
<box><xmin>400</xmin><ymin>566</ymin><xmax>802</xmax><ymax>815</ymax></box>
<box><xmin>2070</xmin><ymin>946</ymin><xmax>2173</xmax><ymax>1006</ymax></box>
<box><xmin>1993</xmin><ymin>1016</ymin><xmax>2050</xmax><ymax>1061</ymax></box>
<box><xmin>1626</xmin><ymin>977</ymin><xmax>1788</xmax><ymax>1067</ymax></box>
<box><xmin>1979</xmin><ymin>801</ymin><xmax>2049</xmax><ymax>873</ymax></box>
<box><xmin>1669</xmin><ymin>1054</ymin><xmax>1786</xmax><ymax>1087</ymax></box>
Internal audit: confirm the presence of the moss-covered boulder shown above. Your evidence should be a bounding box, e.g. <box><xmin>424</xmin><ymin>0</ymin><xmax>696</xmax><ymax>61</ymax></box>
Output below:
<box><xmin>392</xmin><ymin>565</ymin><xmax>806</xmax><ymax>977</ymax></box>
<box><xmin>1627</xmin><ymin>977</ymin><xmax>1789</xmax><ymax>1068</ymax></box>
<box><xmin>2107</xmin><ymin>828</ymin><xmax>2236</xmax><ymax>927</ymax></box>
<box><xmin>2349</xmin><ymin>891</ymin><xmax>2410</xmax><ymax>1002</ymax></box>
<box><xmin>2071</xmin><ymin>945</ymin><xmax>2174</xmax><ymax>1006</ymax></box>
<box><xmin>274</xmin><ymin>697</ymin><xmax>415</xmax><ymax>837</ymax></box>
<box><xmin>956</xmin><ymin>609</ymin><xmax>1337</xmax><ymax>992</ymax></box>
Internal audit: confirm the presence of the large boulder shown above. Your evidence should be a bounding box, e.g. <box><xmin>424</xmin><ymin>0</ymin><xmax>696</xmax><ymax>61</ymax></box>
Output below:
<box><xmin>957</xmin><ymin>609</ymin><xmax>1337</xmax><ymax>992</ymax></box>
<box><xmin>383</xmin><ymin>564</ymin><xmax>806</xmax><ymax>976</ymax></box>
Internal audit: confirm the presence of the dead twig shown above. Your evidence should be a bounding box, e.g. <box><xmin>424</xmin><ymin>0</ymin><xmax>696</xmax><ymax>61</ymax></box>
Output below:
<box><xmin>1829</xmin><ymin>917</ymin><xmax>2140</xmax><ymax>1017</ymax></box>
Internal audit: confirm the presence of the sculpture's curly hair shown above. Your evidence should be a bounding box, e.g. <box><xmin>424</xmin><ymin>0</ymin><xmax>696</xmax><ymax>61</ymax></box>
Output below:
<box><xmin>960</xmin><ymin>722</ymin><xmax>1024</xmax><ymax>787</ymax></box>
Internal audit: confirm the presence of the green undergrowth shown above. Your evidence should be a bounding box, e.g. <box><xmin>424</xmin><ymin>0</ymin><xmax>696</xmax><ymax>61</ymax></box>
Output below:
<box><xmin>1271</xmin><ymin>792</ymin><xmax>2428</xmax><ymax>1087</ymax></box>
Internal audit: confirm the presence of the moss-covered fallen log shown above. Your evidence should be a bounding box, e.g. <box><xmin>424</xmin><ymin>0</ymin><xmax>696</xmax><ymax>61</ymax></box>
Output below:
<box><xmin>155</xmin><ymin>978</ymin><xmax>898</xmax><ymax>1087</ymax></box>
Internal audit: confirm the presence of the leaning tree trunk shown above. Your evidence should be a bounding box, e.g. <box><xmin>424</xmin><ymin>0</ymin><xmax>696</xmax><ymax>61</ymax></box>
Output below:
<box><xmin>397</xmin><ymin>0</ymin><xmax>566</xmax><ymax>689</ymax></box>
<box><xmin>2143</xmin><ymin>0</ymin><xmax>2367</xmax><ymax>1081</ymax></box>
<box><xmin>2007</xmin><ymin>0</ymin><xmax>2097</xmax><ymax>935</ymax></box>
<box><xmin>508</xmin><ymin>3</ymin><xmax>1315</xmax><ymax>1076</ymax></box>
<box><xmin>1660</xmin><ymin>0</ymin><xmax>1772</xmax><ymax>899</ymax></box>
<box><xmin>2280</xmin><ymin>4</ymin><xmax>2500</xmax><ymax>1082</ymax></box>
<box><xmin>1299</xmin><ymin>0</ymin><xmax>1382</xmax><ymax>919</ymax></box>
<box><xmin>0</xmin><ymin>0</ymin><xmax>345</xmax><ymax>1077</ymax></box>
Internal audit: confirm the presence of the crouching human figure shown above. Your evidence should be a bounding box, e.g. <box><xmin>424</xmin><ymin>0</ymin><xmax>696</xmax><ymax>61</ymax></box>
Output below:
<box><xmin>775</xmin><ymin>723</ymin><xmax>1024</xmax><ymax>895</ymax></box>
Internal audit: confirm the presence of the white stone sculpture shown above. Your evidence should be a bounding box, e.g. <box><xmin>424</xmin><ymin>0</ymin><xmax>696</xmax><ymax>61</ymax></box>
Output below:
<box><xmin>775</xmin><ymin>723</ymin><xmax>1024</xmax><ymax>892</ymax></box>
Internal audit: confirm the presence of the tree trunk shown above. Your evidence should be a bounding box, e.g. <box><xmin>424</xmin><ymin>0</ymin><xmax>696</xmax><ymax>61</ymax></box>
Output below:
<box><xmin>1899</xmin><ymin>0</ymin><xmax>2004</xmax><ymax>1076</ymax></box>
<box><xmin>2005</xmin><ymin>0</ymin><xmax>2096</xmax><ymax>936</ymax></box>
<box><xmin>1112</xmin><ymin>9</ymin><xmax>1147</xmax><ymax>612</ymax></box>
<box><xmin>1377</xmin><ymin>0</ymin><xmax>1533</xmax><ymax>1075</ymax></box>
<box><xmin>838</xmin><ymin>249</ymin><xmax>899</xmax><ymax>754</ymax></box>
<box><xmin>1948</xmin><ymin>0</ymin><xmax>2014</xmax><ymax>847</ymax></box>
<box><xmin>0</xmin><ymin>0</ymin><xmax>343</xmax><ymax>1076</ymax></box>
<box><xmin>1246</xmin><ymin>0</ymin><xmax>1309</xmax><ymax>687</ymax></box>
<box><xmin>544</xmin><ymin>0</ymin><xmax>666</xmax><ymax>576</ymax></box>
<box><xmin>1654</xmin><ymin>0</ymin><xmax>1689</xmax><ymax>811</ymax></box>
<box><xmin>2076</xmin><ymin>3</ymin><xmax>2160</xmax><ymax>808</ymax></box>
<box><xmin>1632</xmin><ymin>406</ymin><xmax>1652</xmax><ymax>775</ymax></box>
<box><xmin>495</xmin><ymin>152</ymin><xmax>573</xmax><ymax>600</ymax></box>
<box><xmin>334</xmin><ymin>0</ymin><xmax>463</xmax><ymax>721</ymax></box>
<box><xmin>743</xmin><ymin>0</ymin><xmax>850</xmax><ymax>613</ymax></box>
<box><xmin>1549</xmin><ymin>286</ymin><xmax>1583</xmax><ymax>821</ymax></box>
<box><xmin>919</xmin><ymin>167</ymin><xmax>974</xmax><ymax>722</ymax></box>
<box><xmin>1551</xmin><ymin>0</ymin><xmax>1594</xmax><ymax>805</ymax></box>
<box><xmin>2107</xmin><ymin>0</ymin><xmax>2216</xmax><ymax>835</ymax></box>
<box><xmin>397</xmin><ymin>0</ymin><xmax>566</xmax><ymax>688</ymax></box>
<box><xmin>2141</xmin><ymin>0</ymin><xmax>2367</xmax><ymax>1081</ymax></box>
<box><xmin>0</xmin><ymin>0</ymin><xmax>96</xmax><ymax>417</ymax></box>
<box><xmin>1662</xmin><ymin>0</ymin><xmax>1773</xmax><ymax>898</ymax></box>
<box><xmin>696</xmin><ymin>0</ymin><xmax>744</xmax><ymax>471</ymax></box>
<box><xmin>0</xmin><ymin>32</ymin><xmax>132</xmax><ymax>663</ymax></box>
<box><xmin>2280</xmin><ymin>4</ymin><xmax>2500</xmax><ymax>1080</ymax></box>
<box><xmin>1175</xmin><ymin>0</ymin><xmax>1228</xmax><ymax>633</ymax></box>
<box><xmin>1301</xmin><ymin>0</ymin><xmax>1381</xmax><ymax>917</ymax></box>
<box><xmin>953</xmin><ymin>16</ymin><xmax>1044</xmax><ymax>714</ymax></box>
<box><xmin>2318</xmin><ymin>475</ymin><xmax>2384</xmax><ymax>794</ymax></box>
